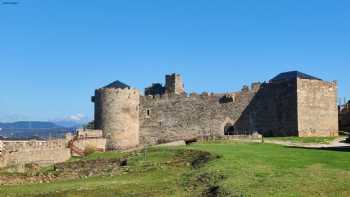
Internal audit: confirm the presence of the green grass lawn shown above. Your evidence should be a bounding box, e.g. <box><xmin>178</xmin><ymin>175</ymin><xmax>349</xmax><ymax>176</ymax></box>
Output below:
<box><xmin>68</xmin><ymin>150</ymin><xmax>129</xmax><ymax>162</ymax></box>
<box><xmin>1</xmin><ymin>142</ymin><xmax>350</xmax><ymax>197</ymax></box>
<box><xmin>190</xmin><ymin>142</ymin><xmax>350</xmax><ymax>196</ymax></box>
<box><xmin>265</xmin><ymin>136</ymin><xmax>338</xmax><ymax>144</ymax></box>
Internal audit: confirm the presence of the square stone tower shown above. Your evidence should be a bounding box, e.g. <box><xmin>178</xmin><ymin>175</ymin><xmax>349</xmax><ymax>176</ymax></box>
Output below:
<box><xmin>270</xmin><ymin>71</ymin><xmax>338</xmax><ymax>137</ymax></box>
<box><xmin>165</xmin><ymin>73</ymin><xmax>185</xmax><ymax>95</ymax></box>
<box><xmin>296</xmin><ymin>77</ymin><xmax>338</xmax><ymax>136</ymax></box>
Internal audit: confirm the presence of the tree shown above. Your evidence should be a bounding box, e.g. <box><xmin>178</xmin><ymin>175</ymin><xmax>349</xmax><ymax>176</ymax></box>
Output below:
<box><xmin>83</xmin><ymin>121</ymin><xmax>95</xmax><ymax>129</ymax></box>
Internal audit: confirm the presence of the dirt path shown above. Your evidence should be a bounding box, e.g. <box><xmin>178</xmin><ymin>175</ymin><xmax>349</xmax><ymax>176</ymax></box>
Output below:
<box><xmin>264</xmin><ymin>137</ymin><xmax>349</xmax><ymax>148</ymax></box>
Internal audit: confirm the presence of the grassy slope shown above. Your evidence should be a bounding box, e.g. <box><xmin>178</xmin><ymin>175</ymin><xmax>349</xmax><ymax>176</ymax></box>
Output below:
<box><xmin>1</xmin><ymin>142</ymin><xmax>350</xmax><ymax>197</ymax></box>
<box><xmin>190</xmin><ymin>142</ymin><xmax>350</xmax><ymax>196</ymax></box>
<box><xmin>67</xmin><ymin>151</ymin><xmax>129</xmax><ymax>162</ymax></box>
<box><xmin>1</xmin><ymin>148</ymin><xmax>190</xmax><ymax>197</ymax></box>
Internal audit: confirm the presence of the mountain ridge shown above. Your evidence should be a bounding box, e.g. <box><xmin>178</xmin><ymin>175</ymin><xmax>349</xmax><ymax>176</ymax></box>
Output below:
<box><xmin>0</xmin><ymin>121</ymin><xmax>76</xmax><ymax>139</ymax></box>
<box><xmin>0</xmin><ymin>121</ymin><xmax>64</xmax><ymax>129</ymax></box>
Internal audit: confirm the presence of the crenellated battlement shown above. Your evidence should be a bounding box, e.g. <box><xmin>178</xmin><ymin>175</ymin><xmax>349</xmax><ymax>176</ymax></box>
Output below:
<box><xmin>140</xmin><ymin>82</ymin><xmax>262</xmax><ymax>103</ymax></box>
<box><xmin>140</xmin><ymin>92</ymin><xmax>234</xmax><ymax>103</ymax></box>
<box><xmin>96</xmin><ymin>87</ymin><xmax>139</xmax><ymax>97</ymax></box>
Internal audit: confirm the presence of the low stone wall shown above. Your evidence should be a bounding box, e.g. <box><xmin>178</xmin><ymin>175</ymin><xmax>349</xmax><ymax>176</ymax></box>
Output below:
<box><xmin>0</xmin><ymin>139</ymin><xmax>71</xmax><ymax>168</ymax></box>
<box><xmin>2</xmin><ymin>139</ymin><xmax>67</xmax><ymax>152</ymax></box>
<box><xmin>54</xmin><ymin>158</ymin><xmax>125</xmax><ymax>175</ymax></box>
<box><xmin>77</xmin><ymin>129</ymin><xmax>103</xmax><ymax>138</ymax></box>
<box><xmin>72</xmin><ymin>138</ymin><xmax>106</xmax><ymax>156</ymax></box>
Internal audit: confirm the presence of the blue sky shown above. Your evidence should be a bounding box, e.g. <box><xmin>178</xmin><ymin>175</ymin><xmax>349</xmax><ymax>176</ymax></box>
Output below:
<box><xmin>0</xmin><ymin>0</ymin><xmax>349</xmax><ymax>122</ymax></box>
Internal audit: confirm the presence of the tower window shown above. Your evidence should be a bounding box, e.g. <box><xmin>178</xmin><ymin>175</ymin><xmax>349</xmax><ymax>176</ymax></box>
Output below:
<box><xmin>146</xmin><ymin>109</ymin><xmax>150</xmax><ymax>117</ymax></box>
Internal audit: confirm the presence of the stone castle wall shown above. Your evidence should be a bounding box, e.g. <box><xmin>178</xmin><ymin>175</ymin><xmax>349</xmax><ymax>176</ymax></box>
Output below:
<box><xmin>139</xmin><ymin>87</ymin><xmax>257</xmax><ymax>144</ymax></box>
<box><xmin>235</xmin><ymin>79</ymin><xmax>299</xmax><ymax>137</ymax></box>
<box><xmin>94</xmin><ymin>88</ymin><xmax>140</xmax><ymax>150</ymax></box>
<box><xmin>139</xmin><ymin>77</ymin><xmax>338</xmax><ymax>141</ymax></box>
<box><xmin>339</xmin><ymin>101</ymin><xmax>350</xmax><ymax>132</ymax></box>
<box><xmin>0</xmin><ymin>139</ymin><xmax>71</xmax><ymax>168</ymax></box>
<box><xmin>92</xmin><ymin>72</ymin><xmax>339</xmax><ymax>147</ymax></box>
<box><xmin>297</xmin><ymin>79</ymin><xmax>338</xmax><ymax>136</ymax></box>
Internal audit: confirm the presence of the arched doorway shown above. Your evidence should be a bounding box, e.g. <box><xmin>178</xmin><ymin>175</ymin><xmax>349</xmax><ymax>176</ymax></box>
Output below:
<box><xmin>224</xmin><ymin>123</ymin><xmax>235</xmax><ymax>135</ymax></box>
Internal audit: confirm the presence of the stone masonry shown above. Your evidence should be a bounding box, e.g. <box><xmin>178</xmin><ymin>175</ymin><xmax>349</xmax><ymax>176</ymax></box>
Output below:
<box><xmin>93</xmin><ymin>82</ymin><xmax>140</xmax><ymax>150</ymax></box>
<box><xmin>0</xmin><ymin>129</ymin><xmax>108</xmax><ymax>168</ymax></box>
<box><xmin>339</xmin><ymin>101</ymin><xmax>350</xmax><ymax>132</ymax></box>
<box><xmin>297</xmin><ymin>78</ymin><xmax>338</xmax><ymax>136</ymax></box>
<box><xmin>92</xmin><ymin>71</ymin><xmax>339</xmax><ymax>149</ymax></box>
<box><xmin>0</xmin><ymin>139</ymin><xmax>71</xmax><ymax>168</ymax></box>
<box><xmin>165</xmin><ymin>73</ymin><xmax>185</xmax><ymax>95</ymax></box>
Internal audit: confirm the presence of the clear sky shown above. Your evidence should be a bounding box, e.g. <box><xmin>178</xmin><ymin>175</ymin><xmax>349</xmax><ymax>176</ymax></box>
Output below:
<box><xmin>0</xmin><ymin>0</ymin><xmax>349</xmax><ymax>122</ymax></box>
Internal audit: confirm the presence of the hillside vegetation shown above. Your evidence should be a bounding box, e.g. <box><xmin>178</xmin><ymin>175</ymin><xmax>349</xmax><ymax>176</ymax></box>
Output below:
<box><xmin>1</xmin><ymin>141</ymin><xmax>350</xmax><ymax>197</ymax></box>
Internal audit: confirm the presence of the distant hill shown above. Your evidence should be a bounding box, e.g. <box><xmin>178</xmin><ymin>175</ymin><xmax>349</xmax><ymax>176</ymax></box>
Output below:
<box><xmin>0</xmin><ymin>121</ymin><xmax>74</xmax><ymax>139</ymax></box>
<box><xmin>0</xmin><ymin>121</ymin><xmax>64</xmax><ymax>129</ymax></box>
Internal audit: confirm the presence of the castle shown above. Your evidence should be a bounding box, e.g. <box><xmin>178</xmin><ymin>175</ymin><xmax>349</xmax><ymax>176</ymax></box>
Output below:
<box><xmin>0</xmin><ymin>71</ymin><xmax>339</xmax><ymax>168</ymax></box>
<box><xmin>92</xmin><ymin>71</ymin><xmax>339</xmax><ymax>150</ymax></box>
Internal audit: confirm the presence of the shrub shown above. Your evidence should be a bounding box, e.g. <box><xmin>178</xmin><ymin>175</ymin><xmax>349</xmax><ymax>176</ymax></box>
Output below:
<box><xmin>156</xmin><ymin>138</ymin><xmax>170</xmax><ymax>144</ymax></box>
<box><xmin>84</xmin><ymin>144</ymin><xmax>96</xmax><ymax>156</ymax></box>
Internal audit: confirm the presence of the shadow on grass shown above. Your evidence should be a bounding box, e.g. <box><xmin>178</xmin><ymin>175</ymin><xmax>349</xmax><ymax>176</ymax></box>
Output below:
<box><xmin>286</xmin><ymin>146</ymin><xmax>350</xmax><ymax>152</ymax></box>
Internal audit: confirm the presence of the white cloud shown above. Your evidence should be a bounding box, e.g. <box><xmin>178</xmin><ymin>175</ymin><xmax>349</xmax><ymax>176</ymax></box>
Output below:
<box><xmin>66</xmin><ymin>113</ymin><xmax>86</xmax><ymax>121</ymax></box>
<box><xmin>49</xmin><ymin>113</ymin><xmax>91</xmax><ymax>128</ymax></box>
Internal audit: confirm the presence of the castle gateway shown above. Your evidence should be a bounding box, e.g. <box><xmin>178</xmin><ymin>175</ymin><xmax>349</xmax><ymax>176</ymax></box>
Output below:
<box><xmin>92</xmin><ymin>71</ymin><xmax>338</xmax><ymax>149</ymax></box>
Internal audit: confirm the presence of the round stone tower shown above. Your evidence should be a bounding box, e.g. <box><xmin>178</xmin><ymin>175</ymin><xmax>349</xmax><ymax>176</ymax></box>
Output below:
<box><xmin>92</xmin><ymin>81</ymin><xmax>140</xmax><ymax>150</ymax></box>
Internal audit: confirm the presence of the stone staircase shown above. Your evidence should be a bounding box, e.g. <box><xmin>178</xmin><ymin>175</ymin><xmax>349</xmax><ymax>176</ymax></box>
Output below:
<box><xmin>68</xmin><ymin>136</ymin><xmax>85</xmax><ymax>156</ymax></box>
<box><xmin>68</xmin><ymin>135</ymin><xmax>105</xmax><ymax>157</ymax></box>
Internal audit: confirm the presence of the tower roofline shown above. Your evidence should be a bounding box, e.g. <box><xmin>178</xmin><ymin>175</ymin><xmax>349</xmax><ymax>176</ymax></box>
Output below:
<box><xmin>270</xmin><ymin>71</ymin><xmax>322</xmax><ymax>82</ymax></box>
<box><xmin>103</xmin><ymin>80</ymin><xmax>130</xmax><ymax>89</ymax></box>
